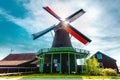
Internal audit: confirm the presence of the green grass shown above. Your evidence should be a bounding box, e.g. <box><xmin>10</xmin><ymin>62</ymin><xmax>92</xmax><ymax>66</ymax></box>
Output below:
<box><xmin>1</xmin><ymin>73</ymin><xmax>120</xmax><ymax>79</ymax></box>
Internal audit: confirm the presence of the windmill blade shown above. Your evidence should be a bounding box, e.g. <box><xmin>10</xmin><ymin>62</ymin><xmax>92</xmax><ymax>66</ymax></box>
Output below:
<box><xmin>32</xmin><ymin>25</ymin><xmax>56</xmax><ymax>40</ymax></box>
<box><xmin>65</xmin><ymin>9</ymin><xmax>85</xmax><ymax>23</ymax></box>
<box><xmin>64</xmin><ymin>25</ymin><xmax>91</xmax><ymax>45</ymax></box>
<box><xmin>43</xmin><ymin>6</ymin><xmax>61</xmax><ymax>21</ymax></box>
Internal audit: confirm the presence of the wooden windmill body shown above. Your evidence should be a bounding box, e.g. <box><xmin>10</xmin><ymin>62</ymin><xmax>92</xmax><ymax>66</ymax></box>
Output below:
<box><xmin>32</xmin><ymin>6</ymin><xmax>91</xmax><ymax>74</ymax></box>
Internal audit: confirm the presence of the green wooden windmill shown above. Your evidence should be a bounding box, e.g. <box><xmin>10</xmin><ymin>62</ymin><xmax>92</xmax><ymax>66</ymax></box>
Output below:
<box><xmin>32</xmin><ymin>6</ymin><xmax>91</xmax><ymax>74</ymax></box>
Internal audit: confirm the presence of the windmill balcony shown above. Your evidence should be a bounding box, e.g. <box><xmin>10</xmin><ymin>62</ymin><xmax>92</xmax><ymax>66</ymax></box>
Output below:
<box><xmin>37</xmin><ymin>47</ymin><xmax>90</xmax><ymax>56</ymax></box>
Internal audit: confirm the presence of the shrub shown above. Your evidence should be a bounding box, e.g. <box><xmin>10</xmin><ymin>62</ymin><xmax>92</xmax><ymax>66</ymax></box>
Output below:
<box><xmin>85</xmin><ymin>57</ymin><xmax>101</xmax><ymax>75</ymax></box>
<box><xmin>100</xmin><ymin>68</ymin><xmax>117</xmax><ymax>76</ymax></box>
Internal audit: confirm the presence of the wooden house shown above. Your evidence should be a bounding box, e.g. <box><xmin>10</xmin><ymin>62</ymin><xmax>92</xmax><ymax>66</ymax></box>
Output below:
<box><xmin>91</xmin><ymin>51</ymin><xmax>119</xmax><ymax>73</ymax></box>
<box><xmin>0</xmin><ymin>53</ymin><xmax>39</xmax><ymax>73</ymax></box>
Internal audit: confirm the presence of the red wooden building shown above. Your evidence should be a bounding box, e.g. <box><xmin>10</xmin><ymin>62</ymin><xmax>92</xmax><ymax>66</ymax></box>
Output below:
<box><xmin>0</xmin><ymin>53</ymin><xmax>39</xmax><ymax>73</ymax></box>
<box><xmin>91</xmin><ymin>51</ymin><xmax>119</xmax><ymax>73</ymax></box>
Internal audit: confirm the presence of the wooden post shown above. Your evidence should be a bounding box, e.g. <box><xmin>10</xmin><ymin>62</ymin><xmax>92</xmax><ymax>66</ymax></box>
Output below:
<box><xmin>51</xmin><ymin>54</ymin><xmax>53</xmax><ymax>73</ymax></box>
<box><xmin>74</xmin><ymin>54</ymin><xmax>77</xmax><ymax>73</ymax></box>
<box><xmin>60</xmin><ymin>53</ymin><xmax>62</xmax><ymax>73</ymax></box>
<box><xmin>81</xmin><ymin>55</ymin><xmax>83</xmax><ymax>73</ymax></box>
<box><xmin>68</xmin><ymin>53</ymin><xmax>70</xmax><ymax>74</ymax></box>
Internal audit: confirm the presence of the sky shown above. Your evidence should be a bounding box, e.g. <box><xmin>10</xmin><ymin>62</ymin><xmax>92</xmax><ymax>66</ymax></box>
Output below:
<box><xmin>0</xmin><ymin>0</ymin><xmax>120</xmax><ymax>65</ymax></box>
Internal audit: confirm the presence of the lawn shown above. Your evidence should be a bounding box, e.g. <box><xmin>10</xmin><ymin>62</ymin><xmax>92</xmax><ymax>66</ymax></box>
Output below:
<box><xmin>1</xmin><ymin>73</ymin><xmax>120</xmax><ymax>79</ymax></box>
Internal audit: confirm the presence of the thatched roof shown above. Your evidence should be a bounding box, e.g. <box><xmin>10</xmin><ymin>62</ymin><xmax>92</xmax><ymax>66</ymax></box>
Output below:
<box><xmin>3</xmin><ymin>53</ymin><xmax>35</xmax><ymax>61</ymax></box>
<box><xmin>0</xmin><ymin>53</ymin><xmax>36</xmax><ymax>66</ymax></box>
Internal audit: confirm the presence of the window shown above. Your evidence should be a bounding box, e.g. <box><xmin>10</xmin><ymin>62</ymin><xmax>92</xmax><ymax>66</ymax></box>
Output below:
<box><xmin>97</xmin><ymin>53</ymin><xmax>102</xmax><ymax>59</ymax></box>
<box><xmin>99</xmin><ymin>62</ymin><xmax>103</xmax><ymax>68</ymax></box>
<box><xmin>53</xmin><ymin>59</ymin><xmax>58</xmax><ymax>63</ymax></box>
<box><xmin>47</xmin><ymin>64</ymin><xmax>49</xmax><ymax>66</ymax></box>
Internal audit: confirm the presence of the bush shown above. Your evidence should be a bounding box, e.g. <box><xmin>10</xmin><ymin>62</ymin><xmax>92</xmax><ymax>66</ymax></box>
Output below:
<box><xmin>85</xmin><ymin>57</ymin><xmax>101</xmax><ymax>75</ymax></box>
<box><xmin>100</xmin><ymin>68</ymin><xmax>117</xmax><ymax>76</ymax></box>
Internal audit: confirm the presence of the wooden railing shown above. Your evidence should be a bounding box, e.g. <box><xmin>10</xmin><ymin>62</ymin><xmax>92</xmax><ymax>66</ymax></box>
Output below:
<box><xmin>37</xmin><ymin>47</ymin><xmax>90</xmax><ymax>55</ymax></box>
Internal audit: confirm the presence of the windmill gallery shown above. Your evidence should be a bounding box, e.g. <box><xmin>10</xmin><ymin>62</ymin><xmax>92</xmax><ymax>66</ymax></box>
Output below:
<box><xmin>0</xmin><ymin>6</ymin><xmax>119</xmax><ymax>74</ymax></box>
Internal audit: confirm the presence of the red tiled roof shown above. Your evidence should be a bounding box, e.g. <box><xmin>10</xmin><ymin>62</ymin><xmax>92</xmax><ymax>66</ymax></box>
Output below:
<box><xmin>2</xmin><ymin>53</ymin><xmax>36</xmax><ymax>61</ymax></box>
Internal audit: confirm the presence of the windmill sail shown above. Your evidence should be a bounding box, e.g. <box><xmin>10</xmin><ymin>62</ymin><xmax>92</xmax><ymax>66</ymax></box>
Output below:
<box><xmin>65</xmin><ymin>9</ymin><xmax>85</xmax><ymax>23</ymax></box>
<box><xmin>43</xmin><ymin>6</ymin><xmax>61</xmax><ymax>21</ymax></box>
<box><xmin>32</xmin><ymin>25</ymin><xmax>56</xmax><ymax>40</ymax></box>
<box><xmin>64</xmin><ymin>25</ymin><xmax>91</xmax><ymax>45</ymax></box>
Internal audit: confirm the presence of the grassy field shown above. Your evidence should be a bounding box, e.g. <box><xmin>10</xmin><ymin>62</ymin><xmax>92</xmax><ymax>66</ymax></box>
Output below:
<box><xmin>0</xmin><ymin>73</ymin><xmax>120</xmax><ymax>79</ymax></box>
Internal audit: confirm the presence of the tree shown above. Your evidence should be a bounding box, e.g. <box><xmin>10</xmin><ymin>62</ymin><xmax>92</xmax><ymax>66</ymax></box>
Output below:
<box><xmin>85</xmin><ymin>57</ymin><xmax>101</xmax><ymax>75</ymax></box>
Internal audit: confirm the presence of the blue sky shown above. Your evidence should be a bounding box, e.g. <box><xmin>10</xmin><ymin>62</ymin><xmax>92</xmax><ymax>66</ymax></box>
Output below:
<box><xmin>0</xmin><ymin>0</ymin><xmax>120</xmax><ymax>66</ymax></box>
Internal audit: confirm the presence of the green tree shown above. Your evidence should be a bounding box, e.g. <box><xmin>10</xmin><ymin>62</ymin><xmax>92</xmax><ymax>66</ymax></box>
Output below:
<box><xmin>85</xmin><ymin>57</ymin><xmax>101</xmax><ymax>75</ymax></box>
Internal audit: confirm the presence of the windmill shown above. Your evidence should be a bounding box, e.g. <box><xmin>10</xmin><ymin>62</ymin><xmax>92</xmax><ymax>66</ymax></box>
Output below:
<box><xmin>32</xmin><ymin>6</ymin><xmax>91</xmax><ymax>74</ymax></box>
